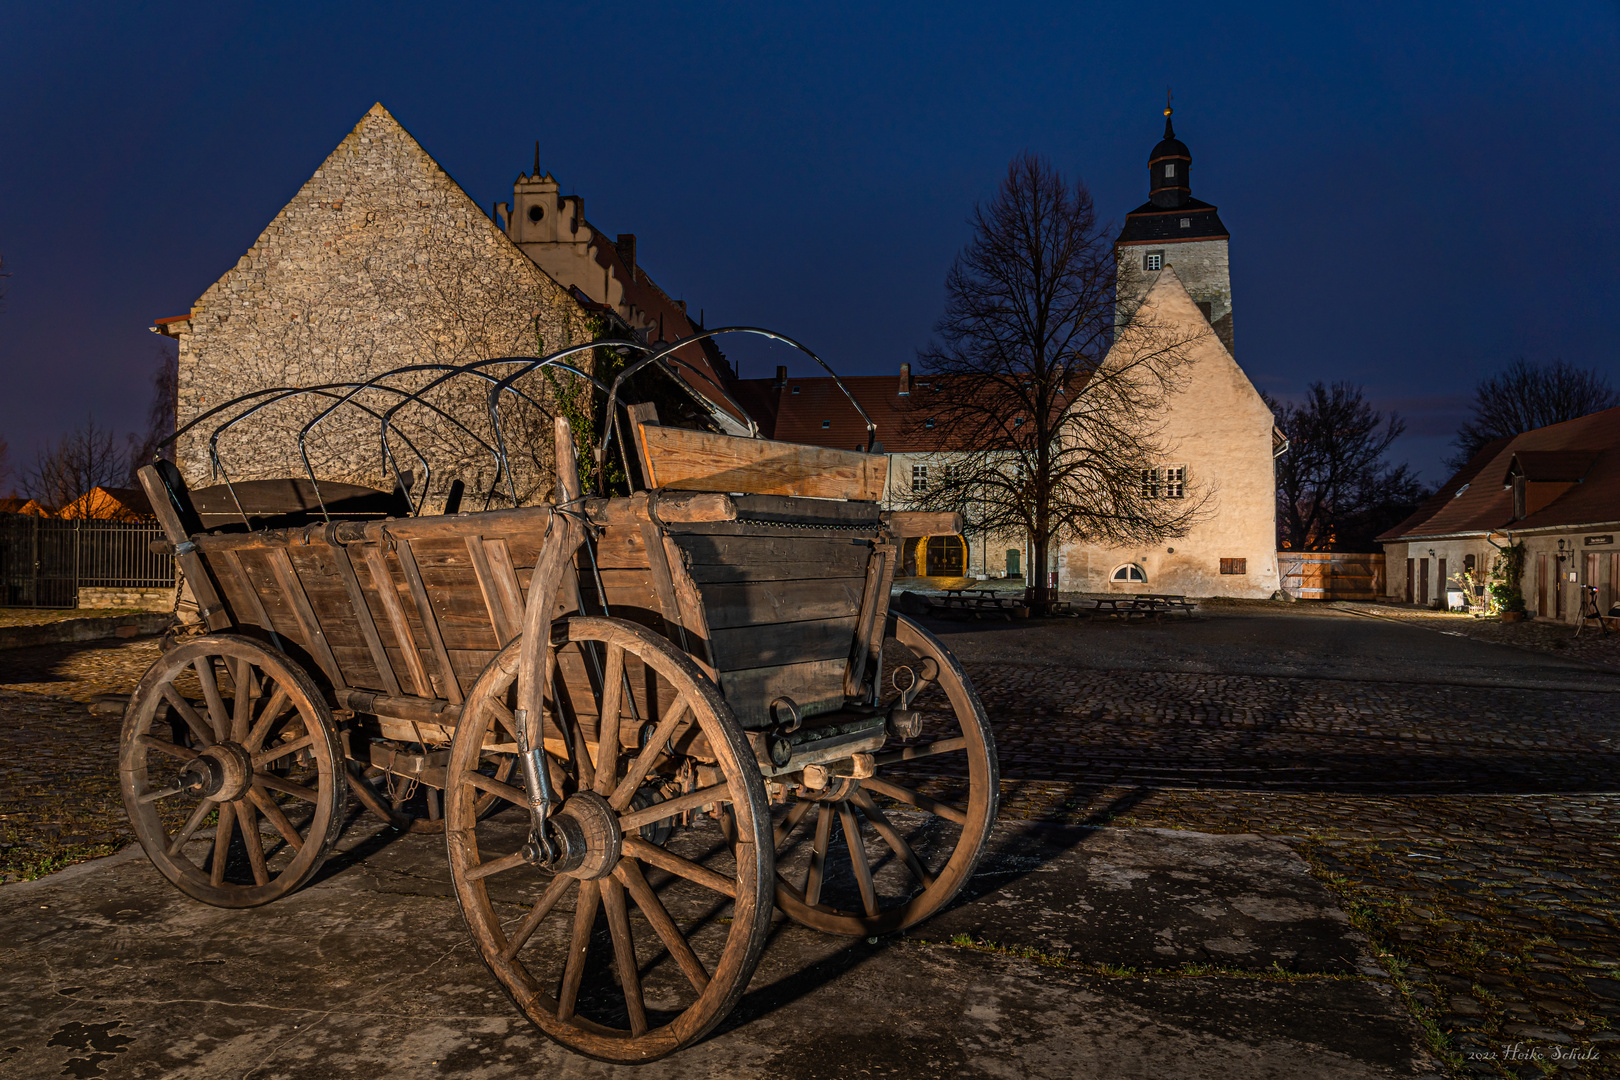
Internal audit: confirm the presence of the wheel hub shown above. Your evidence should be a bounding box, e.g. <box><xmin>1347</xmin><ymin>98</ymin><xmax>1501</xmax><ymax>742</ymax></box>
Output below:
<box><xmin>539</xmin><ymin>791</ymin><xmax>622</xmax><ymax>880</ymax></box>
<box><xmin>178</xmin><ymin>742</ymin><xmax>254</xmax><ymax>802</ymax></box>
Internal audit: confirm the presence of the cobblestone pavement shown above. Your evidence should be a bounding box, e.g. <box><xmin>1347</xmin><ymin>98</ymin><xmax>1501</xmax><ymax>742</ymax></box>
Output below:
<box><xmin>2</xmin><ymin>615</ymin><xmax>1616</xmax><ymax>1077</ymax></box>
<box><xmin>1329</xmin><ymin>601</ymin><xmax>1620</xmax><ymax>673</ymax></box>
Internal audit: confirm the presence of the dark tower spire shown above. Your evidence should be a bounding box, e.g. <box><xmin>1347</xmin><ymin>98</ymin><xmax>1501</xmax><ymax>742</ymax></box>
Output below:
<box><xmin>1149</xmin><ymin>98</ymin><xmax>1191</xmax><ymax>209</ymax></box>
<box><xmin>533</xmin><ymin>140</ymin><xmax>540</xmax><ymax>178</ymax></box>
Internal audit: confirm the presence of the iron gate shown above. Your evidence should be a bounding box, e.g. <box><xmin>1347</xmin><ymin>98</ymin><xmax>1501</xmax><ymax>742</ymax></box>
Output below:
<box><xmin>0</xmin><ymin>514</ymin><xmax>174</xmax><ymax>608</ymax></box>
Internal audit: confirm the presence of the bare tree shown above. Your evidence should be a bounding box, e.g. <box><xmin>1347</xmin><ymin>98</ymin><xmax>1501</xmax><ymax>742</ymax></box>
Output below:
<box><xmin>1268</xmin><ymin>383</ymin><xmax>1427</xmax><ymax>551</ymax></box>
<box><xmin>0</xmin><ymin>435</ymin><xmax>11</xmax><ymax>495</ymax></box>
<box><xmin>22</xmin><ymin>417</ymin><xmax>132</xmax><ymax>511</ymax></box>
<box><xmin>909</xmin><ymin>153</ymin><xmax>1205</xmax><ymax>606</ymax></box>
<box><xmin>1447</xmin><ymin>358</ymin><xmax>1618</xmax><ymax>469</ymax></box>
<box><xmin>126</xmin><ymin>344</ymin><xmax>180</xmax><ymax>480</ymax></box>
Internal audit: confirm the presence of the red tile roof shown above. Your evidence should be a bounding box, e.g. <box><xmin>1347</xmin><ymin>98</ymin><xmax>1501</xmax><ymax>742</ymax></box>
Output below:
<box><xmin>1378</xmin><ymin>406</ymin><xmax>1620</xmax><ymax>540</ymax></box>
<box><xmin>736</xmin><ymin>374</ymin><xmax>986</xmax><ymax>452</ymax></box>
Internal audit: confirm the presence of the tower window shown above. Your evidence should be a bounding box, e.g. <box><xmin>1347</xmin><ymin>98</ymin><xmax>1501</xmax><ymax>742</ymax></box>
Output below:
<box><xmin>1179</xmin><ymin>218</ymin><xmax>1190</xmax><ymax>228</ymax></box>
<box><xmin>527</xmin><ymin>205</ymin><xmax>543</xmax><ymax>222</ymax></box>
<box><xmin>1164</xmin><ymin>163</ymin><xmax>1176</xmax><ymax>178</ymax></box>
<box><xmin>1144</xmin><ymin>253</ymin><xmax>1162</xmax><ymax>271</ymax></box>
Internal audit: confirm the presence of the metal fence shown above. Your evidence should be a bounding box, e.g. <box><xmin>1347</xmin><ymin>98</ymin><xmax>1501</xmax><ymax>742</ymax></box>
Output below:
<box><xmin>0</xmin><ymin>514</ymin><xmax>174</xmax><ymax>608</ymax></box>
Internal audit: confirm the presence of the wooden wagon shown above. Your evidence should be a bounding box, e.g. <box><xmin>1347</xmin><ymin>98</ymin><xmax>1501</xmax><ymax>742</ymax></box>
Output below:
<box><xmin>119</xmin><ymin>343</ymin><xmax>998</xmax><ymax>1062</ymax></box>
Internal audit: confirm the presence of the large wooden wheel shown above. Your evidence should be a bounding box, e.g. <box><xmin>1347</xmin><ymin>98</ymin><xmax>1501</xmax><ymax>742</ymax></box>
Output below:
<box><xmin>767</xmin><ymin>611</ymin><xmax>998</xmax><ymax>935</ymax></box>
<box><xmin>119</xmin><ymin>635</ymin><xmax>348</xmax><ymax>908</ymax></box>
<box><xmin>445</xmin><ymin>617</ymin><xmax>774</xmax><ymax>1064</ymax></box>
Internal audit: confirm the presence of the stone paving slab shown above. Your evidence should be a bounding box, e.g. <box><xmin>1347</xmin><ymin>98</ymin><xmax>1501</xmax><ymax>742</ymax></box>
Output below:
<box><xmin>0</xmin><ymin>817</ymin><xmax>1427</xmax><ymax>1079</ymax></box>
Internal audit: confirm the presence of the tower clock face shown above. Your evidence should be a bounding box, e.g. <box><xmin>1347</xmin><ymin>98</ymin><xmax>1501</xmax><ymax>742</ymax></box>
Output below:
<box><xmin>527</xmin><ymin>204</ymin><xmax>544</xmax><ymax>222</ymax></box>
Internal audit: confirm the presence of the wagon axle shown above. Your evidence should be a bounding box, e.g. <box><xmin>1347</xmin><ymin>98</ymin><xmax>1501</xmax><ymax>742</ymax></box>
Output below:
<box><xmin>175</xmin><ymin>742</ymin><xmax>254</xmax><ymax>802</ymax></box>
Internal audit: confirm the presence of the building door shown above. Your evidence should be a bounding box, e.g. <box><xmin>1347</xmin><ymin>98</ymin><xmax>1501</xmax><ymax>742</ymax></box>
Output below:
<box><xmin>1537</xmin><ymin>554</ymin><xmax>1547</xmax><ymax>616</ymax></box>
<box><xmin>1587</xmin><ymin>553</ymin><xmax>1601</xmax><ymax>616</ymax></box>
<box><xmin>925</xmin><ymin>535</ymin><xmax>966</xmax><ymax>577</ymax></box>
<box><xmin>1006</xmin><ymin>549</ymin><xmax>1021</xmax><ymax>577</ymax></box>
<box><xmin>1609</xmin><ymin>553</ymin><xmax>1620</xmax><ymax>615</ymax></box>
<box><xmin>1437</xmin><ymin>558</ymin><xmax>1448</xmax><ymax>608</ymax></box>
<box><xmin>1418</xmin><ymin>558</ymin><xmax>1429</xmax><ymax>605</ymax></box>
<box><xmin>1405</xmin><ymin>558</ymin><xmax>1414</xmax><ymax>603</ymax></box>
<box><xmin>1555</xmin><ymin>559</ymin><xmax>1566</xmax><ymax>620</ymax></box>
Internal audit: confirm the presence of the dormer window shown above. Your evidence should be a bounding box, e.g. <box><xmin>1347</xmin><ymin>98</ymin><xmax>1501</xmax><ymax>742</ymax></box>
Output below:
<box><xmin>925</xmin><ymin>418</ymin><xmax>936</xmax><ymax>429</ymax></box>
<box><xmin>821</xmin><ymin>420</ymin><xmax>831</xmax><ymax>429</ymax></box>
<box><xmin>1452</xmin><ymin>483</ymin><xmax>1470</xmax><ymax>499</ymax></box>
<box><xmin>1144</xmin><ymin>253</ymin><xmax>1162</xmax><ymax>271</ymax></box>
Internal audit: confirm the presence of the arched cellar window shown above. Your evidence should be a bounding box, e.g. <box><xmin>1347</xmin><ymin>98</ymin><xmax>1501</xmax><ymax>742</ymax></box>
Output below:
<box><xmin>1111</xmin><ymin>564</ymin><xmax>1147</xmax><ymax>584</ymax></box>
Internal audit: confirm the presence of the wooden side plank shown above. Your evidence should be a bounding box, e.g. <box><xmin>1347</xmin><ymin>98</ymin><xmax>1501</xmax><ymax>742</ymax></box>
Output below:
<box><xmin>662</xmin><ymin>532</ymin><xmax>717</xmax><ymax>676</ymax></box>
<box><xmin>637</xmin><ymin>422</ymin><xmax>887</xmax><ymax>501</ymax></box>
<box><xmin>363</xmin><ymin>546</ymin><xmax>433</xmax><ymax>698</ymax></box>
<box><xmin>266</xmin><ymin>547</ymin><xmax>348</xmax><ymax>694</ymax></box>
<box><xmin>698</xmin><ymin>576</ymin><xmax>866</xmax><ymax>630</ymax></box>
<box><xmin>137</xmin><ymin>465</ymin><xmax>231</xmax><ymax>631</ymax></box>
<box><xmin>465</xmin><ymin>534</ymin><xmax>516</xmax><ymax>646</ymax></box>
<box><xmin>331</xmin><ymin>538</ymin><xmax>403</xmax><ymax>696</ymax></box>
<box><xmin>217</xmin><ymin>549</ymin><xmax>279</xmax><ymax>641</ymax></box>
<box><xmin>393</xmin><ymin>536</ymin><xmax>463</xmax><ymax>704</ymax></box>
<box><xmin>710</xmin><ymin>616</ymin><xmax>858</xmax><ymax>672</ymax></box>
<box><xmin>845</xmin><ymin>541</ymin><xmax>897</xmax><ymax>697</ymax></box>
<box><xmin>718</xmin><ymin>659</ymin><xmax>848</xmax><ymax>729</ymax></box>
<box><xmin>483</xmin><ymin>538</ymin><xmax>529</xmax><ymax>630</ymax></box>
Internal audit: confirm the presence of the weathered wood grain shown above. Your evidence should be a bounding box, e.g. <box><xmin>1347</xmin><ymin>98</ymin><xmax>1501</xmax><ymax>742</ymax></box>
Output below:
<box><xmin>637</xmin><ymin>423</ymin><xmax>888</xmax><ymax>501</ymax></box>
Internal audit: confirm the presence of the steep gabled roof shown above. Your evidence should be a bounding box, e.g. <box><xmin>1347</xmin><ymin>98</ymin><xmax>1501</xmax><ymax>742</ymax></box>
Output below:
<box><xmin>1378</xmin><ymin>406</ymin><xmax>1620</xmax><ymax>540</ymax></box>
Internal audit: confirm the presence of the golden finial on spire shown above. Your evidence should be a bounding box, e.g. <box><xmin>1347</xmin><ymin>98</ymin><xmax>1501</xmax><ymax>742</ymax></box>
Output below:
<box><xmin>1164</xmin><ymin>87</ymin><xmax>1173</xmax><ymax>118</ymax></box>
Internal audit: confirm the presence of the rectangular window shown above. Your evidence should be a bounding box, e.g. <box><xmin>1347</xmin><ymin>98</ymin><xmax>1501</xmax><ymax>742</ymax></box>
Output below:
<box><xmin>1220</xmin><ymin>558</ymin><xmax>1246</xmax><ymax>575</ymax></box>
<box><xmin>1165</xmin><ymin>163</ymin><xmax>1176</xmax><ymax>178</ymax></box>
<box><xmin>1144</xmin><ymin>253</ymin><xmax>1162</xmax><ymax>271</ymax></box>
<box><xmin>1140</xmin><ymin>467</ymin><xmax>1159</xmax><ymax>498</ymax></box>
<box><xmin>1179</xmin><ymin>217</ymin><xmax>1190</xmax><ymax>228</ymax></box>
<box><xmin>1163</xmin><ymin>465</ymin><xmax>1186</xmax><ymax>498</ymax></box>
<box><xmin>911</xmin><ymin>464</ymin><xmax>928</xmax><ymax>492</ymax></box>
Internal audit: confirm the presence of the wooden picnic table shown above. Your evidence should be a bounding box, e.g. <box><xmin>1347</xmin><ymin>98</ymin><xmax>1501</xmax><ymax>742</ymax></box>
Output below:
<box><xmin>937</xmin><ymin>586</ymin><xmax>1023</xmax><ymax>619</ymax></box>
<box><xmin>1073</xmin><ymin>594</ymin><xmax>1198</xmax><ymax>620</ymax></box>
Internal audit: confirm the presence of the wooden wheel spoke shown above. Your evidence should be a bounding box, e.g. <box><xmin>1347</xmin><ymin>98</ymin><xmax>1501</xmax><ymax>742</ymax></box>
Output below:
<box><xmin>602</xmin><ymin>877</ymin><xmax>648</xmax><ymax>1036</ymax></box>
<box><xmin>242</xmin><ymin>685</ymin><xmax>292</xmax><ymax>754</ymax></box>
<box><xmin>486</xmin><ymin>698</ymin><xmax>519</xmax><ymax>739</ymax></box>
<box><xmin>166</xmin><ymin>798</ymin><xmax>217</xmax><ymax>856</ymax></box>
<box><xmin>803</xmin><ymin>804</ymin><xmax>833</xmax><ymax>908</ymax></box>
<box><xmin>230</xmin><ymin>658</ymin><xmax>255</xmax><ymax>743</ymax></box>
<box><xmin>465</xmin><ymin>848</ymin><xmax>531</xmax><ymax>883</ymax></box>
<box><xmin>558</xmin><ymin>879</ymin><xmax>601</xmax><ymax>1022</ymax></box>
<box><xmin>872</xmin><ymin>735</ymin><xmax>968</xmax><ymax>766</ymax></box>
<box><xmin>617</xmin><ymin>781</ymin><xmax>728</xmax><ymax>833</ymax></box>
<box><xmin>209</xmin><ymin>801</ymin><xmax>236</xmax><ymax>887</ymax></box>
<box><xmin>855</xmin><ymin>788</ymin><xmax>934</xmax><ymax>890</ymax></box>
<box><xmin>592</xmin><ymin>644</ymin><xmax>626</xmax><ymax>797</ymax></box>
<box><xmin>838</xmin><ymin>802</ymin><xmax>880</xmax><ymax>918</ymax></box>
<box><xmin>774</xmin><ymin>798</ymin><xmax>813</xmax><ymax>853</ymax></box>
<box><xmin>162</xmin><ymin>686</ymin><xmax>215</xmax><ymax>748</ymax></box>
<box><xmin>862</xmin><ymin>777</ymin><xmax>968</xmax><ymax>825</ymax></box>
<box><xmin>138</xmin><ymin>783</ymin><xmax>189</xmax><ymax>805</ymax></box>
<box><xmin>616</xmin><ymin>859</ymin><xmax>710</xmax><ymax>994</ymax></box>
<box><xmin>622</xmin><ymin>836</ymin><xmax>737</xmax><ymax>898</ymax></box>
<box><xmin>500</xmin><ymin>875</ymin><xmax>574</xmax><ymax>961</ymax></box>
<box><xmin>247</xmin><ymin>787</ymin><xmax>306</xmax><ymax>853</ymax></box>
<box><xmin>136</xmin><ymin>734</ymin><xmax>199</xmax><ymax>761</ymax></box>
<box><xmin>194</xmin><ymin>658</ymin><xmax>231</xmax><ymax>742</ymax></box>
<box><xmin>462</xmin><ymin>770</ymin><xmax>527</xmax><ymax>807</ymax></box>
<box><xmin>236</xmin><ymin>799</ymin><xmax>270</xmax><ymax>886</ymax></box>
<box><xmin>253</xmin><ymin>733</ymin><xmax>314</xmax><ymax>769</ymax></box>
<box><xmin>608</xmin><ymin>697</ymin><xmax>692</xmax><ymax>812</ymax></box>
<box><xmin>254</xmin><ymin>773</ymin><xmax>320</xmax><ymax>804</ymax></box>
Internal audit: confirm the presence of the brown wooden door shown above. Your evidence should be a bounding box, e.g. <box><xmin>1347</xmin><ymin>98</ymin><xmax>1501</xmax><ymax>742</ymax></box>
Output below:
<box><xmin>1405</xmin><ymin>558</ymin><xmax>1414</xmax><ymax>603</ymax></box>
<box><xmin>1437</xmin><ymin>558</ymin><xmax>1448</xmax><ymax>608</ymax></box>
<box><xmin>1555</xmin><ymin>559</ymin><xmax>1566</xmax><ymax>620</ymax></box>
<box><xmin>1537</xmin><ymin>553</ymin><xmax>1548</xmax><ymax>616</ymax></box>
<box><xmin>1418</xmin><ymin>558</ymin><xmax>1429</xmax><ymax>605</ymax></box>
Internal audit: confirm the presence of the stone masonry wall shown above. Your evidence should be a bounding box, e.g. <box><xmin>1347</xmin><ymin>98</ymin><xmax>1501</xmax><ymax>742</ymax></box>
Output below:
<box><xmin>171</xmin><ymin>104</ymin><xmax>597</xmax><ymax>511</ymax></box>
<box><xmin>78</xmin><ymin>587</ymin><xmax>176</xmax><ymax>612</ymax></box>
<box><xmin>1117</xmin><ymin>239</ymin><xmax>1233</xmax><ymax>354</ymax></box>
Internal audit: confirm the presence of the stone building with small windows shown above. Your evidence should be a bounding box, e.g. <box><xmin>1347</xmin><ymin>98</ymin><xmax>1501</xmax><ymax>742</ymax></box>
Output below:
<box><xmin>153</xmin><ymin>103</ymin><xmax>745</xmax><ymax>510</ymax></box>
<box><xmin>734</xmin><ymin>110</ymin><xmax>1283</xmax><ymax>598</ymax></box>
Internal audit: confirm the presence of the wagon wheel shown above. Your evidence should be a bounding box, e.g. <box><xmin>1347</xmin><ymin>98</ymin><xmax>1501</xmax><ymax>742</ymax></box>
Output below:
<box><xmin>445</xmin><ymin>616</ymin><xmax>773</xmax><ymax>1064</ymax></box>
<box><xmin>766</xmin><ymin>611</ymin><xmax>998</xmax><ymax>935</ymax></box>
<box><xmin>119</xmin><ymin>635</ymin><xmax>348</xmax><ymax>908</ymax></box>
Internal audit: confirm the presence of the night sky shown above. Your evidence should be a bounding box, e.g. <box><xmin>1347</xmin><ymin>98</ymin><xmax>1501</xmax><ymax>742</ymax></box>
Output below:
<box><xmin>1</xmin><ymin>2</ymin><xmax>1616</xmax><ymax>485</ymax></box>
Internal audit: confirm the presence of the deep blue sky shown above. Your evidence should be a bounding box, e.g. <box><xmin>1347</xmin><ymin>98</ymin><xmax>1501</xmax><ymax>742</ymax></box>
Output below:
<box><xmin>2</xmin><ymin>2</ymin><xmax>1616</xmax><ymax>485</ymax></box>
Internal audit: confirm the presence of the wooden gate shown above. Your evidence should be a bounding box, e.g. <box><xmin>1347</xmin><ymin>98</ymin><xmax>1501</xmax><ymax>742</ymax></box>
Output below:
<box><xmin>1278</xmin><ymin>551</ymin><xmax>1386</xmax><ymax>601</ymax></box>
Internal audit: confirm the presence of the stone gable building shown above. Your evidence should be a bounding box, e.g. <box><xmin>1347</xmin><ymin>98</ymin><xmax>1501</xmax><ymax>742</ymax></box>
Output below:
<box><xmin>155</xmin><ymin>104</ymin><xmax>742</xmax><ymax>510</ymax></box>
<box><xmin>734</xmin><ymin>110</ymin><xmax>1283</xmax><ymax>598</ymax></box>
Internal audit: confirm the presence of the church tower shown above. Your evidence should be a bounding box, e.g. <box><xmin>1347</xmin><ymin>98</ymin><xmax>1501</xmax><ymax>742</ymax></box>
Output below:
<box><xmin>1115</xmin><ymin>104</ymin><xmax>1234</xmax><ymax>352</ymax></box>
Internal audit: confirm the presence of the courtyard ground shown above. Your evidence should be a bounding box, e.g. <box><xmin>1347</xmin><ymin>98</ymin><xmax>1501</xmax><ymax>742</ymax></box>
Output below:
<box><xmin>0</xmin><ymin>604</ymin><xmax>1615</xmax><ymax>1077</ymax></box>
